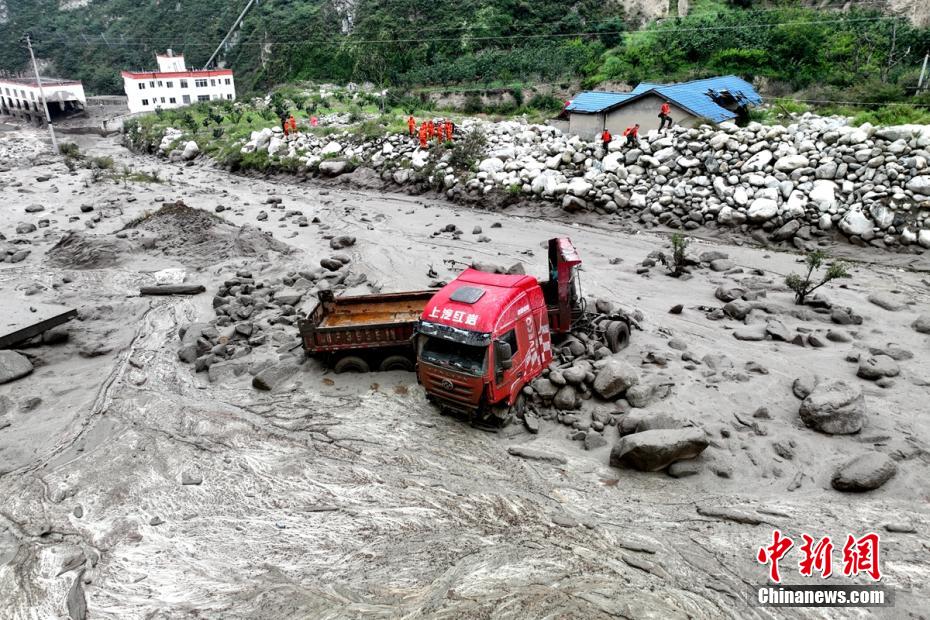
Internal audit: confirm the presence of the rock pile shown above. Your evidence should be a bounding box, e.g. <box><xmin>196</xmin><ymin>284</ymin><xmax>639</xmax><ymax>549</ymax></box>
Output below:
<box><xmin>223</xmin><ymin>114</ymin><xmax>930</xmax><ymax>250</ymax></box>
<box><xmin>176</xmin><ymin>255</ymin><xmax>367</xmax><ymax>382</ymax></box>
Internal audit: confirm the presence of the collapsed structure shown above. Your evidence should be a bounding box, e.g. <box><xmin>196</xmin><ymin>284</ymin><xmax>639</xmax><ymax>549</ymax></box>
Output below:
<box><xmin>0</xmin><ymin>76</ymin><xmax>86</xmax><ymax>123</ymax></box>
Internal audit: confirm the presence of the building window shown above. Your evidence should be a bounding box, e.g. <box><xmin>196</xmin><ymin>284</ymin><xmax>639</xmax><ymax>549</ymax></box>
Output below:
<box><xmin>224</xmin><ymin>78</ymin><xmax>230</xmax><ymax>85</ymax></box>
<box><xmin>182</xmin><ymin>95</ymin><xmax>191</xmax><ymax>104</ymax></box>
<box><xmin>226</xmin><ymin>94</ymin><xmax>233</xmax><ymax>100</ymax></box>
<box><xmin>197</xmin><ymin>95</ymin><xmax>209</xmax><ymax>101</ymax></box>
<box><xmin>166</xmin><ymin>81</ymin><xmax>173</xmax><ymax>88</ymax></box>
<box><xmin>195</xmin><ymin>79</ymin><xmax>207</xmax><ymax>88</ymax></box>
<box><xmin>169</xmin><ymin>97</ymin><xmax>176</xmax><ymax>104</ymax></box>
<box><xmin>138</xmin><ymin>83</ymin><xmax>146</xmax><ymax>90</ymax></box>
<box><xmin>149</xmin><ymin>81</ymin><xmax>155</xmax><ymax>88</ymax></box>
<box><xmin>180</xmin><ymin>80</ymin><xmax>188</xmax><ymax>88</ymax></box>
<box><xmin>30</xmin><ymin>93</ymin><xmax>35</xmax><ymax>100</ymax></box>
<box><xmin>159</xmin><ymin>97</ymin><xmax>165</xmax><ymax>103</ymax></box>
<box><xmin>210</xmin><ymin>79</ymin><xmax>216</xmax><ymax>86</ymax></box>
<box><xmin>141</xmin><ymin>99</ymin><xmax>149</xmax><ymax>106</ymax></box>
<box><xmin>157</xmin><ymin>80</ymin><xmax>163</xmax><ymax>87</ymax></box>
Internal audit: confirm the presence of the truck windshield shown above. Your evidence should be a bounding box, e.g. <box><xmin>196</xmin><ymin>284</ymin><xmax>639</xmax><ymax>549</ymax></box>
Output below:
<box><xmin>421</xmin><ymin>336</ymin><xmax>486</xmax><ymax>375</ymax></box>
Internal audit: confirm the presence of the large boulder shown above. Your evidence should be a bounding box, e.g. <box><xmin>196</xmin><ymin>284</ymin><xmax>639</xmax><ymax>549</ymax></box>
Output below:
<box><xmin>799</xmin><ymin>380</ymin><xmax>866</xmax><ymax>434</ymax></box>
<box><xmin>319</xmin><ymin>160</ymin><xmax>350</xmax><ymax>177</ymax></box>
<box><xmin>609</xmin><ymin>428</ymin><xmax>709</xmax><ymax>471</ymax></box>
<box><xmin>717</xmin><ymin>206</ymin><xmax>747</xmax><ymax>226</ymax></box>
<box><xmin>905</xmin><ymin>175</ymin><xmax>930</xmax><ymax>196</ymax></box>
<box><xmin>592</xmin><ymin>359</ymin><xmax>639</xmax><ymax>400</ymax></box>
<box><xmin>553</xmin><ymin>385</ymin><xmax>580</xmax><ymax>410</ymax></box>
<box><xmin>181</xmin><ymin>141</ymin><xmax>200</xmax><ymax>161</ymax></box>
<box><xmin>831</xmin><ymin>452</ymin><xmax>897</xmax><ymax>492</ymax></box>
<box><xmin>773</xmin><ymin>154</ymin><xmax>809</xmax><ymax>172</ymax></box>
<box><xmin>252</xmin><ymin>361</ymin><xmax>299</xmax><ymax>391</ymax></box>
<box><xmin>478</xmin><ymin>158</ymin><xmax>504</xmax><ymax>173</ymax></box>
<box><xmin>747</xmin><ymin>198</ymin><xmax>778</xmax><ymax>222</ymax></box>
<box><xmin>839</xmin><ymin>208</ymin><xmax>873</xmax><ymax>238</ymax></box>
<box><xmin>0</xmin><ymin>350</ymin><xmax>33</xmax><ymax>384</ymax></box>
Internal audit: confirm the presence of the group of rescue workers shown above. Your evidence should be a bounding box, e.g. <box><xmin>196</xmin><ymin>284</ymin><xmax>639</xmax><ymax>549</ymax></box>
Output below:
<box><xmin>597</xmin><ymin>100</ymin><xmax>675</xmax><ymax>150</ymax></box>
<box><xmin>407</xmin><ymin>116</ymin><xmax>456</xmax><ymax>148</ymax></box>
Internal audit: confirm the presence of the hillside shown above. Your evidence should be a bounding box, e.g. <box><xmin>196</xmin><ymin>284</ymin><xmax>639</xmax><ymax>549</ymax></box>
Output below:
<box><xmin>0</xmin><ymin>0</ymin><xmax>928</xmax><ymax>102</ymax></box>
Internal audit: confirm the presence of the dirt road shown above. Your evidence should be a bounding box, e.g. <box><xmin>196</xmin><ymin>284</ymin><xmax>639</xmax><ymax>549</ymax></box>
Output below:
<box><xmin>1</xmin><ymin>131</ymin><xmax>928</xmax><ymax>618</ymax></box>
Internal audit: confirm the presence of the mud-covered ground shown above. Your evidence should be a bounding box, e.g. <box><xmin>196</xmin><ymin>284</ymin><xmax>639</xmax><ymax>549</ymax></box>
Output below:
<box><xmin>1</xmin><ymin>129</ymin><xmax>929</xmax><ymax>619</ymax></box>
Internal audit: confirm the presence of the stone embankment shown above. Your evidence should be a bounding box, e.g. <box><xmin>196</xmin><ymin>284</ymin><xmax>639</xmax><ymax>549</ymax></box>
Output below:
<box><xmin>143</xmin><ymin>114</ymin><xmax>930</xmax><ymax>250</ymax></box>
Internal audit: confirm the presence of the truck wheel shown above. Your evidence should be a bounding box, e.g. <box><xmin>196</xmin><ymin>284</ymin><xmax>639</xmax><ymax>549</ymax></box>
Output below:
<box><xmin>606</xmin><ymin>321</ymin><xmax>631</xmax><ymax>353</ymax></box>
<box><xmin>334</xmin><ymin>356</ymin><xmax>370</xmax><ymax>374</ymax></box>
<box><xmin>379</xmin><ymin>355</ymin><xmax>414</xmax><ymax>372</ymax></box>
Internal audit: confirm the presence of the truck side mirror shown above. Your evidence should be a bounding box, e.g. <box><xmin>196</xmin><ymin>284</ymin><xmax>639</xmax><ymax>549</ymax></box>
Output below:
<box><xmin>496</xmin><ymin>341</ymin><xmax>513</xmax><ymax>370</ymax></box>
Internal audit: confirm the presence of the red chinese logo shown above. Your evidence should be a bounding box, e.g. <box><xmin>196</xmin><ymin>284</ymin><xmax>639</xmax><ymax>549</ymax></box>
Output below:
<box><xmin>757</xmin><ymin>529</ymin><xmax>794</xmax><ymax>583</ymax></box>
<box><xmin>758</xmin><ymin>531</ymin><xmax>882</xmax><ymax>583</ymax></box>
<box><xmin>799</xmin><ymin>534</ymin><xmax>834</xmax><ymax>578</ymax></box>
<box><xmin>842</xmin><ymin>533</ymin><xmax>882</xmax><ymax>581</ymax></box>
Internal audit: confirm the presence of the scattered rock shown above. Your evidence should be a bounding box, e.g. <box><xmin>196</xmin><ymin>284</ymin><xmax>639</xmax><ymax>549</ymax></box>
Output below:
<box><xmin>592</xmin><ymin>359</ymin><xmax>639</xmax><ymax>400</ymax></box>
<box><xmin>856</xmin><ymin>355</ymin><xmax>900</xmax><ymax>381</ymax></box>
<box><xmin>180</xmin><ymin>471</ymin><xmax>203</xmax><ymax>486</ymax></box>
<box><xmin>799</xmin><ymin>380</ymin><xmax>866</xmax><ymax>434</ymax></box>
<box><xmin>507</xmin><ymin>445</ymin><xmax>567</xmax><ymax>465</ymax></box>
<box><xmin>831</xmin><ymin>452</ymin><xmax>897</xmax><ymax>492</ymax></box>
<box><xmin>0</xmin><ymin>351</ymin><xmax>33</xmax><ymax>384</ymax></box>
<box><xmin>867</xmin><ymin>293</ymin><xmax>905</xmax><ymax>312</ymax></box>
<box><xmin>609</xmin><ymin>428</ymin><xmax>709</xmax><ymax>472</ymax></box>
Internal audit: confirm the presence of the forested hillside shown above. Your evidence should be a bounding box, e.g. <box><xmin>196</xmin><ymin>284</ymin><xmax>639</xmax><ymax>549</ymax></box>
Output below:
<box><xmin>0</xmin><ymin>0</ymin><xmax>928</xmax><ymax>106</ymax></box>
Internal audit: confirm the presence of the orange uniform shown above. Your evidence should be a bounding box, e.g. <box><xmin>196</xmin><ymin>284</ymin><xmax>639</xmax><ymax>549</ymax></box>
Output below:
<box><xmin>427</xmin><ymin>120</ymin><xmax>435</xmax><ymax>139</ymax></box>
<box><xmin>419</xmin><ymin>124</ymin><xmax>428</xmax><ymax>148</ymax></box>
<box><xmin>287</xmin><ymin>115</ymin><xmax>297</xmax><ymax>135</ymax></box>
<box><xmin>407</xmin><ymin>116</ymin><xmax>416</xmax><ymax>136</ymax></box>
<box><xmin>445</xmin><ymin>120</ymin><xmax>453</xmax><ymax>142</ymax></box>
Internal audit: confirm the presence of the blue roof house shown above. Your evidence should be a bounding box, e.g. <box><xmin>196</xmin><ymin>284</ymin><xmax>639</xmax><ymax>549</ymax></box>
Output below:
<box><xmin>562</xmin><ymin>75</ymin><xmax>762</xmax><ymax>139</ymax></box>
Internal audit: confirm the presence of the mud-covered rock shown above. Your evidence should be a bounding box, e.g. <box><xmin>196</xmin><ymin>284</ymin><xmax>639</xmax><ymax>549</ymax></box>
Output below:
<box><xmin>0</xmin><ymin>350</ymin><xmax>33</xmax><ymax>384</ymax></box>
<box><xmin>831</xmin><ymin>452</ymin><xmax>897</xmax><ymax>492</ymax></box>
<box><xmin>592</xmin><ymin>359</ymin><xmax>639</xmax><ymax>400</ymax></box>
<box><xmin>610</xmin><ymin>428</ymin><xmax>709</xmax><ymax>472</ymax></box>
<box><xmin>799</xmin><ymin>380</ymin><xmax>866</xmax><ymax>434</ymax></box>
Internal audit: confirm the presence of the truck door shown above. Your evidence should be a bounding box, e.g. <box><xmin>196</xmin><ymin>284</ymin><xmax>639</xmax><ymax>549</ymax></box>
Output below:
<box><xmin>492</xmin><ymin>326</ymin><xmax>523</xmax><ymax>405</ymax></box>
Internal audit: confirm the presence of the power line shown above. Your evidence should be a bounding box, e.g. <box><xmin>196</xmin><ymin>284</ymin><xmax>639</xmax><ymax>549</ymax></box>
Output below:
<box><xmin>29</xmin><ymin>15</ymin><xmax>903</xmax><ymax>49</ymax></box>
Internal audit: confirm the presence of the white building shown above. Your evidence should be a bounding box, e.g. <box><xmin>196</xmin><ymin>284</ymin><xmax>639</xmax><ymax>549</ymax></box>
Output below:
<box><xmin>0</xmin><ymin>77</ymin><xmax>86</xmax><ymax>123</ymax></box>
<box><xmin>121</xmin><ymin>50</ymin><xmax>236</xmax><ymax>114</ymax></box>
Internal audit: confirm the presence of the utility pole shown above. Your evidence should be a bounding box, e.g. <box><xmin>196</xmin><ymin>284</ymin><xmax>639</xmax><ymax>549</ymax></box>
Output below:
<box><xmin>919</xmin><ymin>53</ymin><xmax>929</xmax><ymax>93</ymax></box>
<box><xmin>24</xmin><ymin>34</ymin><xmax>58</xmax><ymax>153</ymax></box>
<box><xmin>204</xmin><ymin>0</ymin><xmax>258</xmax><ymax>69</ymax></box>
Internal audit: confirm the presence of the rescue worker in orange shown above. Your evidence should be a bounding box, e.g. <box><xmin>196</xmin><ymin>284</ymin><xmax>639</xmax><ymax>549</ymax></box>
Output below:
<box><xmin>407</xmin><ymin>115</ymin><xmax>416</xmax><ymax>136</ymax></box>
<box><xmin>436</xmin><ymin>121</ymin><xmax>445</xmax><ymax>144</ymax></box>
<box><xmin>418</xmin><ymin>122</ymin><xmax>428</xmax><ymax>149</ymax></box>
<box><xmin>622</xmin><ymin>124</ymin><xmax>640</xmax><ymax>147</ymax></box>
<box><xmin>658</xmin><ymin>101</ymin><xmax>673</xmax><ymax>131</ymax></box>
<box><xmin>445</xmin><ymin>119</ymin><xmax>454</xmax><ymax>142</ymax></box>
<box><xmin>600</xmin><ymin>127</ymin><xmax>612</xmax><ymax>149</ymax></box>
<box><xmin>287</xmin><ymin>115</ymin><xmax>298</xmax><ymax>135</ymax></box>
<box><xmin>427</xmin><ymin>119</ymin><xmax>435</xmax><ymax>140</ymax></box>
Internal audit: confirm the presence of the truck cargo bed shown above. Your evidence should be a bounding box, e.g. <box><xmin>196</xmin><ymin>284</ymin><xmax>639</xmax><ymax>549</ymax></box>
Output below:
<box><xmin>299</xmin><ymin>290</ymin><xmax>434</xmax><ymax>355</ymax></box>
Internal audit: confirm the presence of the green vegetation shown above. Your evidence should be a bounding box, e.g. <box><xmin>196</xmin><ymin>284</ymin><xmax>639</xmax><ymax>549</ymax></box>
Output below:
<box><xmin>785</xmin><ymin>250</ymin><xmax>851</xmax><ymax>305</ymax></box>
<box><xmin>660</xmin><ymin>233</ymin><xmax>690</xmax><ymax>278</ymax></box>
<box><xmin>589</xmin><ymin>4</ymin><xmax>930</xmax><ymax>106</ymax></box>
<box><xmin>7</xmin><ymin>0</ymin><xmax>927</xmax><ymax>120</ymax></box>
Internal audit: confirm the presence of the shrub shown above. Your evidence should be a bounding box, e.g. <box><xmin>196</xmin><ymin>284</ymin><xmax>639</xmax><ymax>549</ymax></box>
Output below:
<box><xmin>59</xmin><ymin>143</ymin><xmax>81</xmax><ymax>158</ymax></box>
<box><xmin>89</xmin><ymin>155</ymin><xmax>114</xmax><ymax>170</ymax></box>
<box><xmin>785</xmin><ymin>250</ymin><xmax>851</xmax><ymax>305</ymax></box>
<box><xmin>448</xmin><ymin>128</ymin><xmax>487</xmax><ymax>171</ymax></box>
<box><xmin>659</xmin><ymin>233</ymin><xmax>689</xmax><ymax>277</ymax></box>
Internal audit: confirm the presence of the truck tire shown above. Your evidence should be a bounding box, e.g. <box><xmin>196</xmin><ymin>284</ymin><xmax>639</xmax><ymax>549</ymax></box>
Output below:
<box><xmin>606</xmin><ymin>321</ymin><xmax>631</xmax><ymax>353</ymax></box>
<box><xmin>334</xmin><ymin>355</ymin><xmax>370</xmax><ymax>374</ymax></box>
<box><xmin>379</xmin><ymin>355</ymin><xmax>414</xmax><ymax>372</ymax></box>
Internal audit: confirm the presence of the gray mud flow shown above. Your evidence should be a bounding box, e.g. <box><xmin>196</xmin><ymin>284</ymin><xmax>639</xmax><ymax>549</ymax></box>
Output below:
<box><xmin>0</xmin><ymin>131</ymin><xmax>928</xmax><ymax>619</ymax></box>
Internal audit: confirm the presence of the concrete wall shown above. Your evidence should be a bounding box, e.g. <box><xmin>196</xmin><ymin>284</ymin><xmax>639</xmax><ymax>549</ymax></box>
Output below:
<box><xmin>568</xmin><ymin>112</ymin><xmax>606</xmax><ymax>140</ymax></box>
<box><xmin>605</xmin><ymin>93</ymin><xmax>695</xmax><ymax>135</ymax></box>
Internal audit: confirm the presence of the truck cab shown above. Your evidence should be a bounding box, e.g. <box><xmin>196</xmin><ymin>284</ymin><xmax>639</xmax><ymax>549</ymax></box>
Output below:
<box><xmin>416</xmin><ymin>238</ymin><xmax>584</xmax><ymax>423</ymax></box>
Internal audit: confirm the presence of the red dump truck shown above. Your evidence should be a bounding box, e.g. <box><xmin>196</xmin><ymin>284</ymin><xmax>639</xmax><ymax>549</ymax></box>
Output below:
<box><xmin>299</xmin><ymin>238</ymin><xmax>631</xmax><ymax>423</ymax></box>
